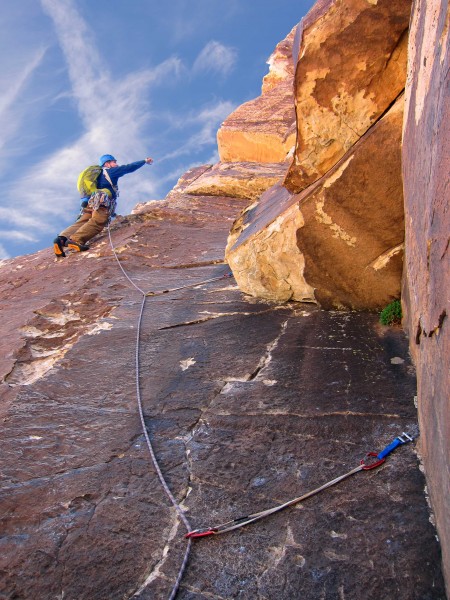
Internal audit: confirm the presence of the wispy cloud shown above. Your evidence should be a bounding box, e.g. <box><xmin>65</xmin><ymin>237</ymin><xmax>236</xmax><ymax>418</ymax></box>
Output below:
<box><xmin>0</xmin><ymin>229</ymin><xmax>38</xmax><ymax>242</ymax></box>
<box><xmin>193</xmin><ymin>41</ymin><xmax>237</xmax><ymax>76</ymax></box>
<box><xmin>159</xmin><ymin>100</ymin><xmax>236</xmax><ymax>162</ymax></box>
<box><xmin>0</xmin><ymin>243</ymin><xmax>11</xmax><ymax>260</ymax></box>
<box><xmin>0</xmin><ymin>0</ymin><xmax>185</xmax><ymax>231</ymax></box>
<box><xmin>167</xmin><ymin>0</ymin><xmax>241</xmax><ymax>44</ymax></box>
<box><xmin>0</xmin><ymin>47</ymin><xmax>47</xmax><ymax>167</ymax></box>
<box><xmin>0</xmin><ymin>207</ymin><xmax>49</xmax><ymax>230</ymax></box>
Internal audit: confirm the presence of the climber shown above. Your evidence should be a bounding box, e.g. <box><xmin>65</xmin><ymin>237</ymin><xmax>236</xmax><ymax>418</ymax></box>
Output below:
<box><xmin>53</xmin><ymin>154</ymin><xmax>153</xmax><ymax>257</ymax></box>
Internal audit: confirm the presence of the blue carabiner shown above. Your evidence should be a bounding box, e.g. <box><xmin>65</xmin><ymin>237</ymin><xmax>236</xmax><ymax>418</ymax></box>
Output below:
<box><xmin>377</xmin><ymin>432</ymin><xmax>413</xmax><ymax>460</ymax></box>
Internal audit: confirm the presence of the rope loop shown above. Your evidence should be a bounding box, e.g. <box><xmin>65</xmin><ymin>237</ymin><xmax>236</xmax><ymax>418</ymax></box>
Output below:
<box><xmin>107</xmin><ymin>224</ymin><xmax>191</xmax><ymax>600</ymax></box>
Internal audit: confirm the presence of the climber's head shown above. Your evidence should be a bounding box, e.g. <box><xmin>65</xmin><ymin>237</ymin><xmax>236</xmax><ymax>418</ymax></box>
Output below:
<box><xmin>99</xmin><ymin>154</ymin><xmax>117</xmax><ymax>167</ymax></box>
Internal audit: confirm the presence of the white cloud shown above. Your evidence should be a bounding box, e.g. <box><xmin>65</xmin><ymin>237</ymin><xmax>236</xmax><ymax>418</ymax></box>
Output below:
<box><xmin>159</xmin><ymin>100</ymin><xmax>236</xmax><ymax>162</ymax></box>
<box><xmin>167</xmin><ymin>1</ymin><xmax>241</xmax><ymax>44</ymax></box>
<box><xmin>0</xmin><ymin>243</ymin><xmax>11</xmax><ymax>260</ymax></box>
<box><xmin>0</xmin><ymin>230</ymin><xmax>38</xmax><ymax>242</ymax></box>
<box><xmin>1</xmin><ymin>0</ymin><xmax>185</xmax><ymax>230</ymax></box>
<box><xmin>193</xmin><ymin>41</ymin><xmax>237</xmax><ymax>76</ymax></box>
<box><xmin>0</xmin><ymin>47</ymin><xmax>47</xmax><ymax>167</ymax></box>
<box><xmin>0</xmin><ymin>207</ymin><xmax>49</xmax><ymax>230</ymax></box>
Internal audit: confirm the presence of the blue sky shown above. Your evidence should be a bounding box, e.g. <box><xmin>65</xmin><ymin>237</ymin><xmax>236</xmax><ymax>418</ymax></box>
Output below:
<box><xmin>0</xmin><ymin>0</ymin><xmax>314</xmax><ymax>259</ymax></box>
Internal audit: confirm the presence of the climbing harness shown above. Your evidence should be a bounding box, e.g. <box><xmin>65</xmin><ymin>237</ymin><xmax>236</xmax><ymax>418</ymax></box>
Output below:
<box><xmin>107</xmin><ymin>224</ymin><xmax>233</xmax><ymax>600</ymax></box>
<box><xmin>185</xmin><ymin>432</ymin><xmax>415</xmax><ymax>539</ymax></box>
<box><xmin>88</xmin><ymin>169</ymin><xmax>118</xmax><ymax>216</ymax></box>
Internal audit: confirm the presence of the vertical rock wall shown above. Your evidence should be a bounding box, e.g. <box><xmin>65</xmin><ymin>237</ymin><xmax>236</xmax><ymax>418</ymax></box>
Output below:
<box><xmin>217</xmin><ymin>28</ymin><xmax>297</xmax><ymax>163</ymax></box>
<box><xmin>226</xmin><ymin>0</ymin><xmax>411</xmax><ymax>309</ymax></box>
<box><xmin>285</xmin><ymin>0</ymin><xmax>411</xmax><ymax>192</ymax></box>
<box><xmin>226</xmin><ymin>96</ymin><xmax>406</xmax><ymax>309</ymax></box>
<box><xmin>402</xmin><ymin>0</ymin><xmax>450</xmax><ymax>591</ymax></box>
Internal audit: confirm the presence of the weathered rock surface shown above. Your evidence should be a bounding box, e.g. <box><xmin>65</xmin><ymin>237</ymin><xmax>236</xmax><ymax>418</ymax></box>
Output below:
<box><xmin>182</xmin><ymin>161</ymin><xmax>289</xmax><ymax>202</ymax></box>
<box><xmin>402</xmin><ymin>0</ymin><xmax>450</xmax><ymax>591</ymax></box>
<box><xmin>226</xmin><ymin>182</ymin><xmax>316</xmax><ymax>304</ymax></box>
<box><xmin>262</xmin><ymin>27</ymin><xmax>296</xmax><ymax>93</ymax></box>
<box><xmin>285</xmin><ymin>0</ymin><xmax>411</xmax><ymax>193</ymax></box>
<box><xmin>217</xmin><ymin>83</ymin><xmax>297</xmax><ymax>164</ymax></box>
<box><xmin>220</xmin><ymin>0</ymin><xmax>411</xmax><ymax>310</ymax></box>
<box><xmin>217</xmin><ymin>30</ymin><xmax>296</xmax><ymax>164</ymax></box>
<box><xmin>226</xmin><ymin>96</ymin><xmax>405</xmax><ymax>310</ymax></box>
<box><xmin>0</xmin><ymin>179</ymin><xmax>445</xmax><ymax>598</ymax></box>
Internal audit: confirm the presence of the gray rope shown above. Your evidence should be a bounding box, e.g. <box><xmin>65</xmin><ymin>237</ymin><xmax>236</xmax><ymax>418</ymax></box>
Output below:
<box><xmin>134</xmin><ymin>295</ymin><xmax>192</xmax><ymax>530</ymax></box>
<box><xmin>107</xmin><ymin>223</ymin><xmax>192</xmax><ymax>600</ymax></box>
<box><xmin>107</xmin><ymin>225</ymin><xmax>146</xmax><ymax>295</ymax></box>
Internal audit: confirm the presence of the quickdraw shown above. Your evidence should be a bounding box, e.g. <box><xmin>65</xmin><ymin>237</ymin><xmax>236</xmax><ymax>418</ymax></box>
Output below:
<box><xmin>106</xmin><ymin>222</ymin><xmax>417</xmax><ymax>598</ymax></box>
<box><xmin>185</xmin><ymin>432</ymin><xmax>414</xmax><ymax>539</ymax></box>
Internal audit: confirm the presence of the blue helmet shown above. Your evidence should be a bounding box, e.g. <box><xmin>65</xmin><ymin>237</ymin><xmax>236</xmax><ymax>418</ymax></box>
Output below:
<box><xmin>99</xmin><ymin>154</ymin><xmax>117</xmax><ymax>166</ymax></box>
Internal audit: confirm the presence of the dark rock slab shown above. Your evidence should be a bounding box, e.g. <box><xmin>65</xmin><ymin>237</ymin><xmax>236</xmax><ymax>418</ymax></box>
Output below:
<box><xmin>0</xmin><ymin>191</ymin><xmax>445</xmax><ymax>599</ymax></box>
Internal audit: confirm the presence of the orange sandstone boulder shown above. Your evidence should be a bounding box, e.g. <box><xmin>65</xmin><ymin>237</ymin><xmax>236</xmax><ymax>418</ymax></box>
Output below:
<box><xmin>262</xmin><ymin>27</ymin><xmax>296</xmax><ymax>93</ymax></box>
<box><xmin>226</xmin><ymin>96</ymin><xmax>405</xmax><ymax>309</ymax></box>
<box><xmin>184</xmin><ymin>161</ymin><xmax>289</xmax><ymax>201</ymax></box>
<box><xmin>217</xmin><ymin>29</ymin><xmax>296</xmax><ymax>164</ymax></box>
<box><xmin>285</xmin><ymin>0</ymin><xmax>411</xmax><ymax>192</ymax></box>
<box><xmin>217</xmin><ymin>83</ymin><xmax>296</xmax><ymax>164</ymax></box>
<box><xmin>226</xmin><ymin>182</ymin><xmax>316</xmax><ymax>303</ymax></box>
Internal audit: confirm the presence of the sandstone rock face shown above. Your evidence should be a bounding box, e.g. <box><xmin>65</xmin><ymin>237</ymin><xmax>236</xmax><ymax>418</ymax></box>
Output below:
<box><xmin>227</xmin><ymin>96</ymin><xmax>405</xmax><ymax>310</ymax></box>
<box><xmin>217</xmin><ymin>83</ymin><xmax>297</xmax><ymax>163</ymax></box>
<box><xmin>223</xmin><ymin>0</ymin><xmax>411</xmax><ymax>310</ymax></box>
<box><xmin>182</xmin><ymin>161</ymin><xmax>289</xmax><ymax>202</ymax></box>
<box><xmin>402</xmin><ymin>0</ymin><xmax>450</xmax><ymax>591</ymax></box>
<box><xmin>217</xmin><ymin>30</ymin><xmax>296</xmax><ymax>163</ymax></box>
<box><xmin>226</xmin><ymin>182</ymin><xmax>316</xmax><ymax>303</ymax></box>
<box><xmin>285</xmin><ymin>0</ymin><xmax>411</xmax><ymax>193</ymax></box>
<box><xmin>0</xmin><ymin>180</ymin><xmax>445</xmax><ymax>598</ymax></box>
<box><xmin>262</xmin><ymin>27</ymin><xmax>296</xmax><ymax>93</ymax></box>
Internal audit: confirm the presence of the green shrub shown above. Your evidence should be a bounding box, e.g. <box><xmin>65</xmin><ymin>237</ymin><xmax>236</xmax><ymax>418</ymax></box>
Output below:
<box><xmin>380</xmin><ymin>299</ymin><xmax>402</xmax><ymax>325</ymax></box>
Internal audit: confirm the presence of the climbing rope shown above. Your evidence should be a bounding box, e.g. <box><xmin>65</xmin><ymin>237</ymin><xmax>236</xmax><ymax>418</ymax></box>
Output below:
<box><xmin>145</xmin><ymin>273</ymin><xmax>233</xmax><ymax>296</ymax></box>
<box><xmin>108</xmin><ymin>227</ymin><xmax>146</xmax><ymax>295</ymax></box>
<box><xmin>185</xmin><ymin>432</ymin><xmax>415</xmax><ymax>539</ymax></box>
<box><xmin>107</xmin><ymin>226</ymin><xmax>232</xmax><ymax>297</ymax></box>
<box><xmin>106</xmin><ymin>223</ymin><xmax>416</xmax><ymax>594</ymax></box>
<box><xmin>106</xmin><ymin>223</ymin><xmax>233</xmax><ymax>599</ymax></box>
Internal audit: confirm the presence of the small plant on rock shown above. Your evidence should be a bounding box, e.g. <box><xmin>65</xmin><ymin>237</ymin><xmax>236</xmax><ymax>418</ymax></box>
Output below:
<box><xmin>380</xmin><ymin>299</ymin><xmax>402</xmax><ymax>326</ymax></box>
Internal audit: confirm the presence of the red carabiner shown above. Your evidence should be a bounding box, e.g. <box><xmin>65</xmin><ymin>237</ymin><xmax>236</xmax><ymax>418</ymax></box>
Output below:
<box><xmin>360</xmin><ymin>451</ymin><xmax>386</xmax><ymax>470</ymax></box>
<box><xmin>185</xmin><ymin>528</ymin><xmax>217</xmax><ymax>539</ymax></box>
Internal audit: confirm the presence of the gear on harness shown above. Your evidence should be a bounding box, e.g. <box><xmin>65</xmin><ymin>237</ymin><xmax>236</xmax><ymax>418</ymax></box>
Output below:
<box><xmin>76</xmin><ymin>165</ymin><xmax>118</xmax><ymax>224</ymax></box>
<box><xmin>185</xmin><ymin>431</ymin><xmax>415</xmax><ymax>539</ymax></box>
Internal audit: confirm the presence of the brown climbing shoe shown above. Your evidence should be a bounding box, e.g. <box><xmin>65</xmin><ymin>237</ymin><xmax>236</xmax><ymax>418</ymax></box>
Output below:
<box><xmin>53</xmin><ymin>236</ymin><xmax>66</xmax><ymax>258</ymax></box>
<box><xmin>67</xmin><ymin>240</ymin><xmax>90</xmax><ymax>252</ymax></box>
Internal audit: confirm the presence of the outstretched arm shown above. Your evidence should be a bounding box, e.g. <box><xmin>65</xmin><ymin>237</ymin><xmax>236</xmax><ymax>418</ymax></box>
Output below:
<box><xmin>110</xmin><ymin>159</ymin><xmax>153</xmax><ymax>178</ymax></box>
